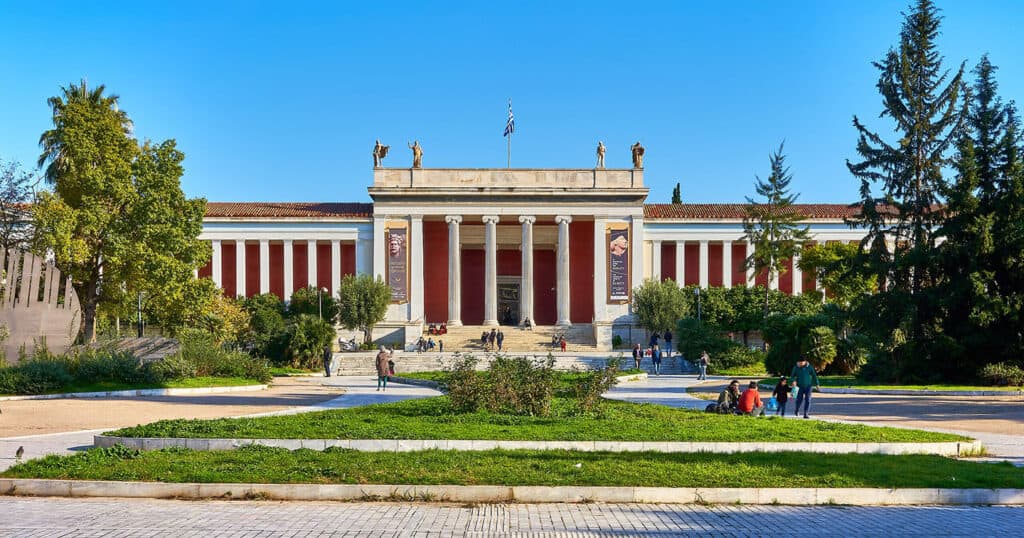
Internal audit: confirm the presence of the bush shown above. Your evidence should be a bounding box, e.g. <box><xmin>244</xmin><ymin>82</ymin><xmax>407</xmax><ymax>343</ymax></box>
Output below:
<box><xmin>286</xmin><ymin>314</ymin><xmax>335</xmax><ymax>369</ymax></box>
<box><xmin>144</xmin><ymin>353</ymin><xmax>197</xmax><ymax>383</ymax></box>
<box><xmin>445</xmin><ymin>356</ymin><xmax>486</xmax><ymax>413</ymax></box>
<box><xmin>802</xmin><ymin>326</ymin><xmax>838</xmax><ymax>371</ymax></box>
<box><xmin>0</xmin><ymin>359</ymin><xmax>72</xmax><ymax>394</ymax></box>
<box><xmin>676</xmin><ymin>318</ymin><xmax>734</xmax><ymax>360</ymax></box>
<box><xmin>240</xmin><ymin>293</ymin><xmax>289</xmax><ymax>362</ymax></box>
<box><xmin>176</xmin><ymin>328</ymin><xmax>272</xmax><ymax>383</ymax></box>
<box><xmin>571</xmin><ymin>358</ymin><xmax>621</xmax><ymax>415</ymax></box>
<box><xmin>710</xmin><ymin>346</ymin><xmax>763</xmax><ymax>374</ymax></box>
<box><xmin>288</xmin><ymin>286</ymin><xmax>338</xmax><ymax>322</ymax></box>
<box><xmin>612</xmin><ymin>335</ymin><xmax>624</xmax><ymax>348</ymax></box>
<box><xmin>444</xmin><ymin>354</ymin><xmax>557</xmax><ymax>416</ymax></box>
<box><xmin>979</xmin><ymin>362</ymin><xmax>1024</xmax><ymax>387</ymax></box>
<box><xmin>70</xmin><ymin>349</ymin><xmax>145</xmax><ymax>384</ymax></box>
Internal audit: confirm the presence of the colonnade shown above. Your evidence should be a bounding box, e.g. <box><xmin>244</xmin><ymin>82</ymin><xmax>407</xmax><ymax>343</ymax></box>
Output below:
<box><xmin>648</xmin><ymin>239</ymin><xmax>806</xmax><ymax>295</ymax></box>
<box><xmin>205</xmin><ymin>239</ymin><xmax>367</xmax><ymax>298</ymax></box>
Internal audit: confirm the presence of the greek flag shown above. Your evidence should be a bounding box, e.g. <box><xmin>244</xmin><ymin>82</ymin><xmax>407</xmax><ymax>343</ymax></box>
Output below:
<box><xmin>504</xmin><ymin>100</ymin><xmax>514</xmax><ymax>137</ymax></box>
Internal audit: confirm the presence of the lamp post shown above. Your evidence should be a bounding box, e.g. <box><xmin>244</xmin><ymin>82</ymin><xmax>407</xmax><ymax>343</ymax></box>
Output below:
<box><xmin>695</xmin><ymin>287</ymin><xmax>702</xmax><ymax>324</ymax></box>
<box><xmin>136</xmin><ymin>291</ymin><xmax>144</xmax><ymax>338</ymax></box>
<box><xmin>318</xmin><ymin>287</ymin><xmax>328</xmax><ymax>320</ymax></box>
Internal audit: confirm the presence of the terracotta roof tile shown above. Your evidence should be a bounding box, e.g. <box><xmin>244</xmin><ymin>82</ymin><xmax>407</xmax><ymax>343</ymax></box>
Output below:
<box><xmin>643</xmin><ymin>203</ymin><xmax>864</xmax><ymax>220</ymax></box>
<box><xmin>205</xmin><ymin>202</ymin><xmax>373</xmax><ymax>219</ymax></box>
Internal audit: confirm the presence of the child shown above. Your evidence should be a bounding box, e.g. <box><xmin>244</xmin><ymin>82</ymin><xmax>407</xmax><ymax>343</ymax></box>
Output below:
<box><xmin>772</xmin><ymin>378</ymin><xmax>791</xmax><ymax>416</ymax></box>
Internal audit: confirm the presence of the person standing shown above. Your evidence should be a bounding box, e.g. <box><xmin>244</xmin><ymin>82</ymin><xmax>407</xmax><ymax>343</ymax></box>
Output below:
<box><xmin>559</xmin><ymin>336</ymin><xmax>567</xmax><ymax>352</ymax></box>
<box><xmin>632</xmin><ymin>343</ymin><xmax>642</xmax><ymax>370</ymax></box>
<box><xmin>772</xmin><ymin>378</ymin><xmax>791</xmax><ymax>416</ymax></box>
<box><xmin>698</xmin><ymin>350</ymin><xmax>710</xmax><ymax>380</ymax></box>
<box><xmin>322</xmin><ymin>344</ymin><xmax>333</xmax><ymax>377</ymax></box>
<box><xmin>496</xmin><ymin>329</ymin><xmax>504</xmax><ymax>352</ymax></box>
<box><xmin>488</xmin><ymin>328</ymin><xmax>497</xmax><ymax>351</ymax></box>
<box><xmin>439</xmin><ymin>339</ymin><xmax>444</xmax><ymax>353</ymax></box>
<box><xmin>375</xmin><ymin>346</ymin><xmax>391</xmax><ymax>392</ymax></box>
<box><xmin>651</xmin><ymin>344</ymin><xmax>662</xmax><ymax>375</ymax></box>
<box><xmin>789</xmin><ymin>357</ymin><xmax>820</xmax><ymax>419</ymax></box>
<box><xmin>663</xmin><ymin>330</ymin><xmax>673</xmax><ymax>357</ymax></box>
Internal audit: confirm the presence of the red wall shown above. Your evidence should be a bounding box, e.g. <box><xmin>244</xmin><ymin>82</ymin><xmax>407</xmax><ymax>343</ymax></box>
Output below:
<box><xmin>245</xmin><ymin>243</ymin><xmax>260</xmax><ymax>297</ymax></box>
<box><xmin>732</xmin><ymin>243</ymin><xmax>747</xmax><ymax>286</ymax></box>
<box><xmin>684</xmin><ymin>243</ymin><xmax>699</xmax><ymax>286</ymax></box>
<box><xmin>269</xmin><ymin>243</ymin><xmax>283</xmax><ymax>299</ymax></box>
<box><xmin>708</xmin><ymin>243</ymin><xmax>723</xmax><ymax>287</ymax></box>
<box><xmin>316</xmin><ymin>243</ymin><xmax>332</xmax><ymax>292</ymax></box>
<box><xmin>221</xmin><ymin>242</ymin><xmax>236</xmax><ymax>297</ymax></box>
<box><xmin>341</xmin><ymin>243</ymin><xmax>356</xmax><ymax>277</ymax></box>
<box><xmin>756</xmin><ymin>267</ymin><xmax>769</xmax><ymax>288</ymax></box>
<box><xmin>533</xmin><ymin>249</ymin><xmax>557</xmax><ymax>325</ymax></box>
<box><xmin>497</xmin><ymin>249</ymin><xmax>521</xmax><ymax>276</ymax></box>
<box><xmin>569</xmin><ymin>221</ymin><xmax>594</xmax><ymax>323</ymax></box>
<box><xmin>423</xmin><ymin>221</ymin><xmax>449</xmax><ymax>323</ymax></box>
<box><xmin>198</xmin><ymin>259</ymin><xmax>212</xmax><ymax>279</ymax></box>
<box><xmin>292</xmin><ymin>243</ymin><xmax>308</xmax><ymax>294</ymax></box>
<box><xmin>661</xmin><ymin>242</ymin><xmax>676</xmax><ymax>282</ymax></box>
<box><xmin>461</xmin><ymin>249</ymin><xmax>484</xmax><ymax>325</ymax></box>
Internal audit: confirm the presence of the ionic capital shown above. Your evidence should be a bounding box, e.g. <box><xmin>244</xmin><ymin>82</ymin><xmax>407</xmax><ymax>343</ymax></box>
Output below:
<box><xmin>555</xmin><ymin>215</ymin><xmax>573</xmax><ymax>225</ymax></box>
<box><xmin>518</xmin><ymin>215</ymin><xmax>536</xmax><ymax>225</ymax></box>
<box><xmin>482</xmin><ymin>215</ymin><xmax>500</xmax><ymax>225</ymax></box>
<box><xmin>445</xmin><ymin>215</ymin><xmax>463</xmax><ymax>225</ymax></box>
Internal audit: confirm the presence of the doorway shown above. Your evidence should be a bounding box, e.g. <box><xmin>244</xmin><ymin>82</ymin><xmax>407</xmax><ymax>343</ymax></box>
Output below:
<box><xmin>497</xmin><ymin>277</ymin><xmax>520</xmax><ymax>326</ymax></box>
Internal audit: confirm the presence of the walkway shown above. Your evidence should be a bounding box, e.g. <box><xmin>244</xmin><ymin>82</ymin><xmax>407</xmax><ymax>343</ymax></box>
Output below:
<box><xmin>0</xmin><ymin>376</ymin><xmax>440</xmax><ymax>471</ymax></box>
<box><xmin>1</xmin><ymin>497</ymin><xmax>1021</xmax><ymax>536</ymax></box>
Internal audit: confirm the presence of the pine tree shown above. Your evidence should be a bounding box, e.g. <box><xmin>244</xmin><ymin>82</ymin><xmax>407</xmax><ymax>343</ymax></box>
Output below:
<box><xmin>846</xmin><ymin>0</ymin><xmax>967</xmax><ymax>377</ymax></box>
<box><xmin>671</xmin><ymin>182</ymin><xmax>682</xmax><ymax>204</ymax></box>
<box><xmin>742</xmin><ymin>142</ymin><xmax>810</xmax><ymax>315</ymax></box>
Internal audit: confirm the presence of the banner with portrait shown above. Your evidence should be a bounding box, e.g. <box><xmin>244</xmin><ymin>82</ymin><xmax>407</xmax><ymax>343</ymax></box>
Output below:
<box><xmin>606</xmin><ymin>224</ymin><xmax>631</xmax><ymax>303</ymax></box>
<box><xmin>386</xmin><ymin>223</ymin><xmax>409</xmax><ymax>303</ymax></box>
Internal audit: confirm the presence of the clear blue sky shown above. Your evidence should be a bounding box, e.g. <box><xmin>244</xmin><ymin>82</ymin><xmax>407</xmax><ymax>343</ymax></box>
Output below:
<box><xmin>1</xmin><ymin>1</ymin><xmax>1022</xmax><ymax>204</ymax></box>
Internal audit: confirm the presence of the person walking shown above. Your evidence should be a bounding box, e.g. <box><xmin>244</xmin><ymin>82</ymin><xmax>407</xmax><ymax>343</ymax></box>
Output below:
<box><xmin>698</xmin><ymin>350</ymin><xmax>710</xmax><ymax>380</ymax></box>
<box><xmin>663</xmin><ymin>330</ymin><xmax>673</xmax><ymax>357</ymax></box>
<box><xmin>438</xmin><ymin>339</ymin><xmax>444</xmax><ymax>353</ymax></box>
<box><xmin>789</xmin><ymin>357</ymin><xmax>820</xmax><ymax>419</ymax></box>
<box><xmin>488</xmin><ymin>328</ymin><xmax>497</xmax><ymax>351</ymax></box>
<box><xmin>772</xmin><ymin>377</ymin><xmax>791</xmax><ymax>416</ymax></box>
<box><xmin>559</xmin><ymin>336</ymin><xmax>567</xmax><ymax>352</ymax></box>
<box><xmin>375</xmin><ymin>346</ymin><xmax>392</xmax><ymax>392</ymax></box>
<box><xmin>496</xmin><ymin>329</ymin><xmax>504</xmax><ymax>352</ymax></box>
<box><xmin>651</xmin><ymin>344</ymin><xmax>662</xmax><ymax>375</ymax></box>
<box><xmin>322</xmin><ymin>344</ymin><xmax>333</xmax><ymax>377</ymax></box>
<box><xmin>632</xmin><ymin>343</ymin><xmax>642</xmax><ymax>370</ymax></box>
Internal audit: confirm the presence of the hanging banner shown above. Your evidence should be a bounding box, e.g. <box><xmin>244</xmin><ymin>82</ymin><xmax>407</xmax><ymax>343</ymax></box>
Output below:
<box><xmin>386</xmin><ymin>223</ymin><xmax>409</xmax><ymax>303</ymax></box>
<box><xmin>607</xmin><ymin>224</ymin><xmax>631</xmax><ymax>303</ymax></box>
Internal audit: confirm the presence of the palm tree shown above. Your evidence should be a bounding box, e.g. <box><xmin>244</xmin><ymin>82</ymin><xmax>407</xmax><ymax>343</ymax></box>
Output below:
<box><xmin>37</xmin><ymin>80</ymin><xmax>132</xmax><ymax>185</ymax></box>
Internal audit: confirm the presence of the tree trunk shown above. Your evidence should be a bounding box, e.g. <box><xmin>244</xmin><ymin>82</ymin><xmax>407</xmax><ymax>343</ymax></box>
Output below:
<box><xmin>78</xmin><ymin>278</ymin><xmax>100</xmax><ymax>343</ymax></box>
<box><xmin>363</xmin><ymin>326</ymin><xmax>373</xmax><ymax>345</ymax></box>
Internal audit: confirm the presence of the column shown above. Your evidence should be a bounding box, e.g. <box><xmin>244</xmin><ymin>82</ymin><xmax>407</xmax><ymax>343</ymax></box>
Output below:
<box><xmin>330</xmin><ymin>240</ymin><xmax>341</xmax><ymax>294</ymax></box>
<box><xmin>446</xmin><ymin>216</ymin><xmax>463</xmax><ymax>326</ymax></box>
<box><xmin>372</xmin><ymin>216</ymin><xmax>386</xmax><ymax>280</ymax></box>
<box><xmin>746</xmin><ymin>241</ymin><xmax>756</xmax><ymax>286</ymax></box>
<box><xmin>791</xmin><ymin>252</ymin><xmax>803</xmax><ymax>295</ymax></box>
<box><xmin>631</xmin><ymin>216</ymin><xmax>644</xmax><ymax>305</ymax></box>
<box><xmin>519</xmin><ymin>216</ymin><xmax>535</xmax><ymax>325</ymax></box>
<box><xmin>307</xmin><ymin>240</ymin><xmax>317</xmax><ymax>291</ymax></box>
<box><xmin>592</xmin><ymin>217</ymin><xmax>606</xmax><ymax>322</ymax></box>
<box><xmin>410</xmin><ymin>215</ymin><xmax>424</xmax><ymax>322</ymax></box>
<box><xmin>722</xmin><ymin>240</ymin><xmax>733</xmax><ymax>289</ymax></box>
<box><xmin>283</xmin><ymin>239</ymin><xmax>294</xmax><ymax>300</ymax></box>
<box><xmin>555</xmin><ymin>215</ymin><xmax>572</xmax><ymax>326</ymax></box>
<box><xmin>210</xmin><ymin>240</ymin><xmax>222</xmax><ymax>290</ymax></box>
<box><xmin>259</xmin><ymin>240</ymin><xmax>270</xmax><ymax>294</ymax></box>
<box><xmin>651</xmin><ymin>240</ymin><xmax>662</xmax><ymax>281</ymax></box>
<box><xmin>675</xmin><ymin>240</ymin><xmax>685</xmax><ymax>285</ymax></box>
<box><xmin>698</xmin><ymin>240</ymin><xmax>709</xmax><ymax>288</ymax></box>
<box><xmin>482</xmin><ymin>215</ymin><xmax>500</xmax><ymax>326</ymax></box>
<box><xmin>235</xmin><ymin>240</ymin><xmax>246</xmax><ymax>298</ymax></box>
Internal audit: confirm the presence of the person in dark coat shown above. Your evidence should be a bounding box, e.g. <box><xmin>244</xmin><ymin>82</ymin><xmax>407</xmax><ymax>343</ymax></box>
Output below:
<box><xmin>663</xmin><ymin>330</ymin><xmax>673</xmax><ymax>357</ymax></box>
<box><xmin>322</xmin><ymin>345</ymin><xmax>333</xmax><ymax>377</ymax></box>
<box><xmin>496</xmin><ymin>330</ymin><xmax>504</xmax><ymax>351</ymax></box>
<box><xmin>632</xmin><ymin>343</ymin><xmax>642</xmax><ymax>370</ymax></box>
<box><xmin>772</xmin><ymin>378</ymin><xmax>791</xmax><ymax>416</ymax></box>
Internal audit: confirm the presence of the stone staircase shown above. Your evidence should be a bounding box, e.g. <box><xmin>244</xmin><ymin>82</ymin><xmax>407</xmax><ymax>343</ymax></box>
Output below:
<box><xmin>419</xmin><ymin>324</ymin><xmax>598</xmax><ymax>353</ymax></box>
<box><xmin>333</xmin><ymin>350</ymin><xmax>696</xmax><ymax>376</ymax></box>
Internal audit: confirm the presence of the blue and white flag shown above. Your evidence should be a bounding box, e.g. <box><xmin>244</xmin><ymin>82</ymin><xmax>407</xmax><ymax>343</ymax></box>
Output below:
<box><xmin>504</xmin><ymin>99</ymin><xmax>514</xmax><ymax>137</ymax></box>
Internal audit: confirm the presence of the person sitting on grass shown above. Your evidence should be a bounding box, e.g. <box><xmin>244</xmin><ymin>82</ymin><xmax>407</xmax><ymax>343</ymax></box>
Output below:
<box><xmin>738</xmin><ymin>381</ymin><xmax>765</xmax><ymax>416</ymax></box>
<box><xmin>716</xmin><ymin>379</ymin><xmax>741</xmax><ymax>414</ymax></box>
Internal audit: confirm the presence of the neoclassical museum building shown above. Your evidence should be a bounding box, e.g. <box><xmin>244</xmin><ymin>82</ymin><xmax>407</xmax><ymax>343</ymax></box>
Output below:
<box><xmin>198</xmin><ymin>164</ymin><xmax>868</xmax><ymax>350</ymax></box>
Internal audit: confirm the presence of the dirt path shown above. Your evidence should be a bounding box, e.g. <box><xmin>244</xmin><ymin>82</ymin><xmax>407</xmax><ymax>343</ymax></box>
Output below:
<box><xmin>0</xmin><ymin>376</ymin><xmax>343</xmax><ymax>438</ymax></box>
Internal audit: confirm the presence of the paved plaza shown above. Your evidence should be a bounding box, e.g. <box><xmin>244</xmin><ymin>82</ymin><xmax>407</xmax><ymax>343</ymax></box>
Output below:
<box><xmin>1</xmin><ymin>497</ymin><xmax>1022</xmax><ymax>537</ymax></box>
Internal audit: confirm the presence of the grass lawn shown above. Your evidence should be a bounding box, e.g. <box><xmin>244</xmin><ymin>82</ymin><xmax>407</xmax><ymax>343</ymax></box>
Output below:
<box><xmin>759</xmin><ymin>375</ymin><xmax>1023</xmax><ymax>392</ymax></box>
<box><xmin>397</xmin><ymin>369</ymin><xmax>647</xmax><ymax>387</ymax></box>
<box><xmin>269</xmin><ymin>367</ymin><xmax>318</xmax><ymax>377</ymax></box>
<box><xmin>107</xmin><ymin>395</ymin><xmax>964</xmax><ymax>442</ymax></box>
<box><xmin>0</xmin><ymin>376</ymin><xmax>264</xmax><ymax>397</ymax></box>
<box><xmin>3</xmin><ymin>445</ymin><xmax>1018</xmax><ymax>489</ymax></box>
<box><xmin>711</xmin><ymin>365</ymin><xmax>769</xmax><ymax>377</ymax></box>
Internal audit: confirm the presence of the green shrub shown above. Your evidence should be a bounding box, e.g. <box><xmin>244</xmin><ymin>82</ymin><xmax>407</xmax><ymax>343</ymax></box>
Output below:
<box><xmin>979</xmin><ymin>362</ymin><xmax>1024</xmax><ymax>387</ymax></box>
<box><xmin>70</xmin><ymin>349</ymin><xmax>145</xmax><ymax>384</ymax></box>
<box><xmin>144</xmin><ymin>353</ymin><xmax>197</xmax><ymax>383</ymax></box>
<box><xmin>176</xmin><ymin>329</ymin><xmax>272</xmax><ymax>383</ymax></box>
<box><xmin>710</xmin><ymin>346</ymin><xmax>763</xmax><ymax>374</ymax></box>
<box><xmin>612</xmin><ymin>335</ymin><xmax>624</xmax><ymax>348</ymax></box>
<box><xmin>0</xmin><ymin>359</ymin><xmax>72</xmax><ymax>394</ymax></box>
<box><xmin>676</xmin><ymin>318</ymin><xmax>734</xmax><ymax>360</ymax></box>
<box><xmin>444</xmin><ymin>354</ymin><xmax>557</xmax><ymax>416</ymax></box>
<box><xmin>571</xmin><ymin>358</ymin><xmax>621</xmax><ymax>415</ymax></box>
<box><xmin>802</xmin><ymin>326</ymin><xmax>838</xmax><ymax>371</ymax></box>
<box><xmin>285</xmin><ymin>314</ymin><xmax>335</xmax><ymax>369</ymax></box>
<box><xmin>445</xmin><ymin>356</ymin><xmax>486</xmax><ymax>413</ymax></box>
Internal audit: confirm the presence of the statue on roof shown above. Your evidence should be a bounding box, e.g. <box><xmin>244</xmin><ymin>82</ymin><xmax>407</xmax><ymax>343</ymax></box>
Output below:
<box><xmin>631</xmin><ymin>141</ymin><xmax>645</xmax><ymax>169</ymax></box>
<box><xmin>372</xmin><ymin>140</ymin><xmax>390</xmax><ymax>168</ymax></box>
<box><xmin>596</xmin><ymin>141</ymin><xmax>606</xmax><ymax>169</ymax></box>
<box><xmin>408</xmin><ymin>140</ymin><xmax>423</xmax><ymax>168</ymax></box>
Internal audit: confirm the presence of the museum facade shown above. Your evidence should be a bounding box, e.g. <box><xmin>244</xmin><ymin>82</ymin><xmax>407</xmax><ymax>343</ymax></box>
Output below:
<box><xmin>198</xmin><ymin>166</ymin><xmax>868</xmax><ymax>349</ymax></box>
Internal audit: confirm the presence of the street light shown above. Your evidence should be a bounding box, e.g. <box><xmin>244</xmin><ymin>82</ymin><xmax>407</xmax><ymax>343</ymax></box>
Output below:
<box><xmin>695</xmin><ymin>287</ymin><xmax>702</xmax><ymax>324</ymax></box>
<box><xmin>318</xmin><ymin>287</ymin><xmax>328</xmax><ymax>319</ymax></box>
<box><xmin>136</xmin><ymin>291</ymin><xmax>144</xmax><ymax>338</ymax></box>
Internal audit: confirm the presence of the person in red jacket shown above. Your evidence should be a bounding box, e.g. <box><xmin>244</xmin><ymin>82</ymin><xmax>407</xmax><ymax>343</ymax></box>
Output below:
<box><xmin>738</xmin><ymin>381</ymin><xmax>765</xmax><ymax>416</ymax></box>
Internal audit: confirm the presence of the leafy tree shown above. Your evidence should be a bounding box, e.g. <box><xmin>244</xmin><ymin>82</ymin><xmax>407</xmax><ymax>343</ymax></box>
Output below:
<box><xmin>742</xmin><ymin>143</ymin><xmax>810</xmax><ymax>315</ymax></box>
<box><xmin>675</xmin><ymin>317</ymin><xmax>734</xmax><ymax>363</ymax></box>
<box><xmin>671</xmin><ymin>182</ymin><xmax>682</xmax><ymax>204</ymax></box>
<box><xmin>846</xmin><ymin>0</ymin><xmax>967</xmax><ymax>379</ymax></box>
<box><xmin>802</xmin><ymin>325</ymin><xmax>838</xmax><ymax>371</ymax></box>
<box><xmin>0</xmin><ymin>159</ymin><xmax>35</xmax><ymax>253</ymax></box>
<box><xmin>240</xmin><ymin>293</ymin><xmax>288</xmax><ymax>360</ymax></box>
<box><xmin>286</xmin><ymin>314</ymin><xmax>335</xmax><ymax>369</ymax></box>
<box><xmin>798</xmin><ymin>242</ymin><xmax>876</xmax><ymax>306</ymax></box>
<box><xmin>631</xmin><ymin>278</ymin><xmax>689</xmax><ymax>334</ymax></box>
<box><xmin>33</xmin><ymin>81</ymin><xmax>208</xmax><ymax>342</ymax></box>
<box><xmin>288</xmin><ymin>285</ymin><xmax>338</xmax><ymax>322</ymax></box>
<box><xmin>336</xmin><ymin>274</ymin><xmax>390</xmax><ymax>344</ymax></box>
<box><xmin>195</xmin><ymin>294</ymin><xmax>250</xmax><ymax>345</ymax></box>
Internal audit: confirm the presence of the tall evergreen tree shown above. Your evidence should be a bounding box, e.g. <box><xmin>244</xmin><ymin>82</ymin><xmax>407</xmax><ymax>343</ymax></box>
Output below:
<box><xmin>846</xmin><ymin>0</ymin><xmax>967</xmax><ymax>378</ymax></box>
<box><xmin>742</xmin><ymin>142</ymin><xmax>810</xmax><ymax>315</ymax></box>
<box><xmin>671</xmin><ymin>182</ymin><xmax>682</xmax><ymax>204</ymax></box>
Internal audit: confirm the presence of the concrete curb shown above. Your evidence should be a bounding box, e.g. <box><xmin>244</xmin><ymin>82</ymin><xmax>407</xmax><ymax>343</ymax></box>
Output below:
<box><xmin>93</xmin><ymin>435</ymin><xmax>980</xmax><ymax>457</ymax></box>
<box><xmin>0</xmin><ymin>384</ymin><xmax>268</xmax><ymax>402</ymax></box>
<box><xmin>1</xmin><ymin>479</ymin><xmax>1020</xmax><ymax>505</ymax></box>
<box><xmin>757</xmin><ymin>383</ymin><xmax>1022</xmax><ymax>397</ymax></box>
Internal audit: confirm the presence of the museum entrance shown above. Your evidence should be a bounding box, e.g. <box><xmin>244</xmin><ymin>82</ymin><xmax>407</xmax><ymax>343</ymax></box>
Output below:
<box><xmin>497</xmin><ymin>277</ymin><xmax>520</xmax><ymax>326</ymax></box>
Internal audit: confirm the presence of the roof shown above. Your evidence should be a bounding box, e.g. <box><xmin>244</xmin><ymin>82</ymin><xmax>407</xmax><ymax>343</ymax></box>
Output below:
<box><xmin>204</xmin><ymin>202</ymin><xmax>373</xmax><ymax>219</ymax></box>
<box><xmin>643</xmin><ymin>203</ymin><xmax>863</xmax><ymax>220</ymax></box>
